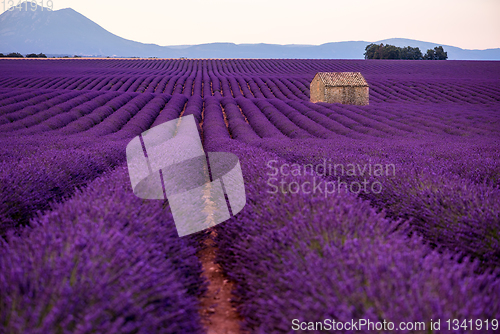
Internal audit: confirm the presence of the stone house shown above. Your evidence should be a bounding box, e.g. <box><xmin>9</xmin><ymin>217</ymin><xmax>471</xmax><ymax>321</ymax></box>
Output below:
<box><xmin>310</xmin><ymin>72</ymin><xmax>369</xmax><ymax>105</ymax></box>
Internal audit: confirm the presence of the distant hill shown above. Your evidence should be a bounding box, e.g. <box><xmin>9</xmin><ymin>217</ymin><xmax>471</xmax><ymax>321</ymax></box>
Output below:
<box><xmin>1</xmin><ymin>5</ymin><xmax>499</xmax><ymax>59</ymax></box>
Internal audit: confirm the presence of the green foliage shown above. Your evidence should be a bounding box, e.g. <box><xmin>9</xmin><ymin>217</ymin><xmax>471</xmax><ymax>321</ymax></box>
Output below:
<box><xmin>425</xmin><ymin>46</ymin><xmax>448</xmax><ymax>60</ymax></box>
<box><xmin>400</xmin><ymin>46</ymin><xmax>423</xmax><ymax>60</ymax></box>
<box><xmin>26</xmin><ymin>53</ymin><xmax>47</xmax><ymax>58</ymax></box>
<box><xmin>365</xmin><ymin>44</ymin><xmax>445</xmax><ymax>60</ymax></box>
<box><xmin>364</xmin><ymin>43</ymin><xmax>378</xmax><ymax>59</ymax></box>
<box><xmin>384</xmin><ymin>44</ymin><xmax>401</xmax><ymax>59</ymax></box>
<box><xmin>364</xmin><ymin>44</ymin><xmax>401</xmax><ymax>59</ymax></box>
<box><xmin>5</xmin><ymin>52</ymin><xmax>24</xmax><ymax>58</ymax></box>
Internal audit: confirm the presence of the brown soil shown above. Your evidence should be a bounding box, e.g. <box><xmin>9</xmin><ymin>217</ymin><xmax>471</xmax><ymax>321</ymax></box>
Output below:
<box><xmin>198</xmin><ymin>229</ymin><xmax>244</xmax><ymax>334</ymax></box>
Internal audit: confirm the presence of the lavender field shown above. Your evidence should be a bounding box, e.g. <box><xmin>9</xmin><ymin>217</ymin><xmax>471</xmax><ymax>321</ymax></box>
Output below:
<box><xmin>0</xmin><ymin>58</ymin><xmax>499</xmax><ymax>333</ymax></box>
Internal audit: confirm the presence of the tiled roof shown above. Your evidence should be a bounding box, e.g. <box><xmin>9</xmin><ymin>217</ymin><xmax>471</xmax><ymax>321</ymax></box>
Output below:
<box><xmin>316</xmin><ymin>72</ymin><xmax>368</xmax><ymax>87</ymax></box>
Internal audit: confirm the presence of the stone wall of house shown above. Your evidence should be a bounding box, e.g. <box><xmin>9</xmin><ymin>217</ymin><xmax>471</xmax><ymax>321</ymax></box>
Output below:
<box><xmin>309</xmin><ymin>77</ymin><xmax>325</xmax><ymax>103</ymax></box>
<box><xmin>324</xmin><ymin>86</ymin><xmax>369</xmax><ymax>105</ymax></box>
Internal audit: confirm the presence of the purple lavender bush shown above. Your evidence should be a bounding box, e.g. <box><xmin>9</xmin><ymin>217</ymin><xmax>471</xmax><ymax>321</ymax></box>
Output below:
<box><xmin>0</xmin><ymin>136</ymin><xmax>126</xmax><ymax>234</ymax></box>
<box><xmin>0</xmin><ymin>167</ymin><xmax>206</xmax><ymax>333</ymax></box>
<box><xmin>0</xmin><ymin>58</ymin><xmax>499</xmax><ymax>334</ymax></box>
<box><xmin>212</xmin><ymin>140</ymin><xmax>500</xmax><ymax>333</ymax></box>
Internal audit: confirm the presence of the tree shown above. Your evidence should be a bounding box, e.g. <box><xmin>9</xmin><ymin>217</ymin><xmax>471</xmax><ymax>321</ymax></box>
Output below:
<box><xmin>364</xmin><ymin>43</ymin><xmax>379</xmax><ymax>59</ymax></box>
<box><xmin>434</xmin><ymin>46</ymin><xmax>448</xmax><ymax>60</ymax></box>
<box><xmin>26</xmin><ymin>53</ymin><xmax>47</xmax><ymax>58</ymax></box>
<box><xmin>6</xmin><ymin>52</ymin><xmax>23</xmax><ymax>58</ymax></box>
<box><xmin>365</xmin><ymin>44</ymin><xmax>445</xmax><ymax>60</ymax></box>
<box><xmin>373</xmin><ymin>44</ymin><xmax>385</xmax><ymax>59</ymax></box>
<box><xmin>384</xmin><ymin>44</ymin><xmax>400</xmax><ymax>59</ymax></box>
<box><xmin>364</xmin><ymin>44</ymin><xmax>405</xmax><ymax>59</ymax></box>
<box><xmin>424</xmin><ymin>48</ymin><xmax>436</xmax><ymax>60</ymax></box>
<box><xmin>425</xmin><ymin>46</ymin><xmax>447</xmax><ymax>60</ymax></box>
<box><xmin>400</xmin><ymin>46</ymin><xmax>423</xmax><ymax>60</ymax></box>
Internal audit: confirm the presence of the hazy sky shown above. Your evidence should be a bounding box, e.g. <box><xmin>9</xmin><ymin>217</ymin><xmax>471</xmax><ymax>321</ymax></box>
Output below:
<box><xmin>3</xmin><ymin>0</ymin><xmax>500</xmax><ymax>49</ymax></box>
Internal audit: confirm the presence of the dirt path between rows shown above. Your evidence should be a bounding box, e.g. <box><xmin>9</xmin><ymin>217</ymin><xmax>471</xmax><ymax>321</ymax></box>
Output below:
<box><xmin>198</xmin><ymin>229</ymin><xmax>244</xmax><ymax>334</ymax></box>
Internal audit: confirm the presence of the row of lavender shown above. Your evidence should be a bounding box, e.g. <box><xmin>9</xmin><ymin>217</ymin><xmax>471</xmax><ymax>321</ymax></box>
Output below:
<box><xmin>1</xmin><ymin>90</ymin><xmax>498</xmax><ymax>141</ymax></box>
<box><xmin>0</xmin><ymin>69</ymin><xmax>213</xmax><ymax>331</ymax></box>
<box><xmin>1</xmin><ymin>74</ymin><xmax>499</xmax><ymax>105</ymax></box>
<box><xmin>199</xmin><ymin>63</ymin><xmax>500</xmax><ymax>332</ymax></box>
<box><xmin>2</xmin><ymin>59</ymin><xmax>498</xmax><ymax>80</ymax></box>
<box><xmin>1</xmin><ymin>84</ymin><xmax>498</xmax><ymax>241</ymax></box>
<box><xmin>201</xmin><ymin>94</ymin><xmax>500</xmax><ymax>268</ymax></box>
<box><xmin>0</xmin><ymin>89</ymin><xmax>185</xmax><ymax>234</ymax></box>
<box><xmin>4</xmin><ymin>137</ymin><xmax>496</xmax><ymax>333</ymax></box>
<box><xmin>2</xmin><ymin>125</ymin><xmax>498</xmax><ymax>333</ymax></box>
<box><xmin>0</xmin><ymin>74</ymin><xmax>312</xmax><ymax>100</ymax></box>
<box><xmin>1</xmin><ymin>59</ymin><xmax>499</xmax><ymax>333</ymax></box>
<box><xmin>253</xmin><ymin>137</ymin><xmax>500</xmax><ymax>266</ymax></box>
<box><xmin>206</xmin><ymin>137</ymin><xmax>500</xmax><ymax>333</ymax></box>
<box><xmin>0</xmin><ymin>165</ymin><xmax>207</xmax><ymax>333</ymax></box>
<box><xmin>1</xmin><ymin>88</ymin><xmax>498</xmax><ymax>238</ymax></box>
<box><xmin>1</xmin><ymin>59</ymin><xmax>499</xmax><ymax>103</ymax></box>
<box><xmin>0</xmin><ymin>136</ymin><xmax>127</xmax><ymax>235</ymax></box>
<box><xmin>0</xmin><ymin>115</ymin><xmax>209</xmax><ymax>332</ymax></box>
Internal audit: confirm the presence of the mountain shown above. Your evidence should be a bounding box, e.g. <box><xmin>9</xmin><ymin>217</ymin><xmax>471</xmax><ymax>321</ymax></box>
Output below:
<box><xmin>0</xmin><ymin>6</ymin><xmax>165</xmax><ymax>56</ymax></box>
<box><xmin>1</xmin><ymin>5</ymin><xmax>499</xmax><ymax>60</ymax></box>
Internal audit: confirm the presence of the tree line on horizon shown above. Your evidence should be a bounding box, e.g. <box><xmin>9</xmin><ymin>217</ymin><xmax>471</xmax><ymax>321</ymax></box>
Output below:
<box><xmin>0</xmin><ymin>52</ymin><xmax>47</xmax><ymax>58</ymax></box>
<box><xmin>0</xmin><ymin>53</ymin><xmax>88</xmax><ymax>58</ymax></box>
<box><xmin>364</xmin><ymin>44</ymin><xmax>448</xmax><ymax>60</ymax></box>
<box><xmin>1</xmin><ymin>46</ymin><xmax>449</xmax><ymax>60</ymax></box>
